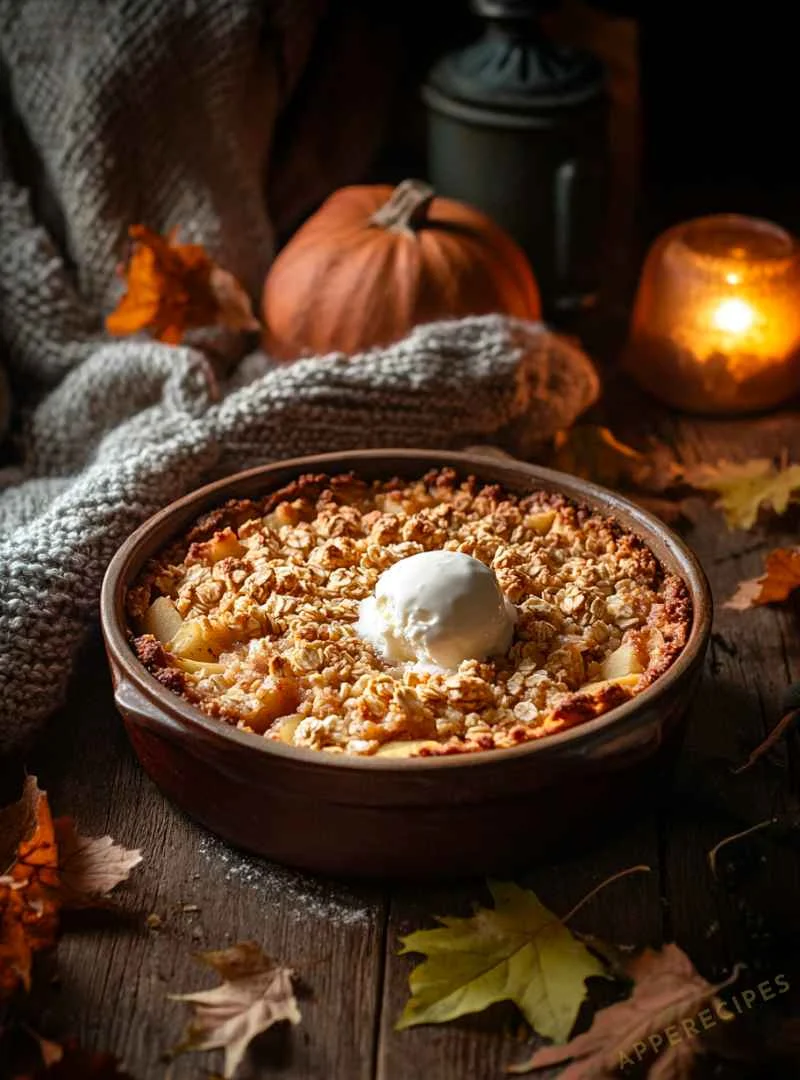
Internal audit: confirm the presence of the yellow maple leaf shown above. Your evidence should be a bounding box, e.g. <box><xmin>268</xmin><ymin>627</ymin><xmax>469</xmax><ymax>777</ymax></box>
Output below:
<box><xmin>396</xmin><ymin>880</ymin><xmax>606</xmax><ymax>1042</ymax></box>
<box><xmin>681</xmin><ymin>458</ymin><xmax>800</xmax><ymax>530</ymax></box>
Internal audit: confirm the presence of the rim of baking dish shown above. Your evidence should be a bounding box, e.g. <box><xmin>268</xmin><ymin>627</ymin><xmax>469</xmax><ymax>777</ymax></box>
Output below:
<box><xmin>101</xmin><ymin>448</ymin><xmax>712</xmax><ymax>772</ymax></box>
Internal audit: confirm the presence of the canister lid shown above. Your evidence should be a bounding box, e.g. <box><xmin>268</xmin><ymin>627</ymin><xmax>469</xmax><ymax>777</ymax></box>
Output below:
<box><xmin>424</xmin><ymin>2</ymin><xmax>604</xmax><ymax>122</ymax></box>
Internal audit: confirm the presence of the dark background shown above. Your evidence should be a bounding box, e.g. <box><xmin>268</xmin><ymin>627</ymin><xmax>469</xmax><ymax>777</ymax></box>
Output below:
<box><xmin>635</xmin><ymin>3</ymin><xmax>800</xmax><ymax>235</ymax></box>
<box><xmin>327</xmin><ymin>1</ymin><xmax>800</xmax><ymax>243</ymax></box>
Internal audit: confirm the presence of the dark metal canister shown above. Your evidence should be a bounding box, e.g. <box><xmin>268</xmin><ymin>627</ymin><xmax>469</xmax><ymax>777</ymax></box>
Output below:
<box><xmin>423</xmin><ymin>0</ymin><xmax>608</xmax><ymax>317</ymax></box>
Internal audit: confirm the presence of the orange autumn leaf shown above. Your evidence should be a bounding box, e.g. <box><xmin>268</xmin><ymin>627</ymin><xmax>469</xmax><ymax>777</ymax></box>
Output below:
<box><xmin>726</xmin><ymin>546</ymin><xmax>800</xmax><ymax>610</ymax></box>
<box><xmin>0</xmin><ymin>777</ymin><xmax>60</xmax><ymax>999</ymax></box>
<box><xmin>551</xmin><ymin>427</ymin><xmax>681</xmax><ymax>494</ymax></box>
<box><xmin>106</xmin><ymin>225</ymin><xmax>259</xmax><ymax>344</ymax></box>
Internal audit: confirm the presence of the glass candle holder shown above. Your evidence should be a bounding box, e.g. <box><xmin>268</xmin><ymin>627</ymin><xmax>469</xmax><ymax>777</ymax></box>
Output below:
<box><xmin>625</xmin><ymin>214</ymin><xmax>800</xmax><ymax>413</ymax></box>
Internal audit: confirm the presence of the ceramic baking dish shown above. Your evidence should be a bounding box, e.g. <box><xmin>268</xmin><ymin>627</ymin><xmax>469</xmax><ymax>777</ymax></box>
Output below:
<box><xmin>100</xmin><ymin>449</ymin><xmax>711</xmax><ymax>878</ymax></box>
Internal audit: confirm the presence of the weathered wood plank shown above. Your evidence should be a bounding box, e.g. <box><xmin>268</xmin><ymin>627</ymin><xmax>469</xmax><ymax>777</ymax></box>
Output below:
<box><xmin>5</xmin><ymin>397</ymin><xmax>800</xmax><ymax>1080</ymax></box>
<box><xmin>653</xmin><ymin>415</ymin><xmax>800</xmax><ymax>1039</ymax></box>
<box><xmin>375</xmin><ymin>403</ymin><xmax>800</xmax><ymax>1079</ymax></box>
<box><xmin>377</xmin><ymin>821</ymin><xmax>664</xmax><ymax>1080</ymax></box>
<box><xmin>19</xmin><ymin>632</ymin><xmax>387</xmax><ymax>1080</ymax></box>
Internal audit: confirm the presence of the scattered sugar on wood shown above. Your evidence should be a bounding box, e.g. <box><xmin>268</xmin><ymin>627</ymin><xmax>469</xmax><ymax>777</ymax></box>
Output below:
<box><xmin>197</xmin><ymin>833</ymin><xmax>375</xmax><ymax>925</ymax></box>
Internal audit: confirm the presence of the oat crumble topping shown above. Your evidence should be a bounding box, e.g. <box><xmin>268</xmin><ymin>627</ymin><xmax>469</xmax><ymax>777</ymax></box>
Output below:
<box><xmin>127</xmin><ymin>469</ymin><xmax>691</xmax><ymax>756</ymax></box>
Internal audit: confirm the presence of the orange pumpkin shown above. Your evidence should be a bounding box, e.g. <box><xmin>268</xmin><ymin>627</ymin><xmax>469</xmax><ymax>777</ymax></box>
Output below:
<box><xmin>262</xmin><ymin>179</ymin><xmax>541</xmax><ymax>359</ymax></box>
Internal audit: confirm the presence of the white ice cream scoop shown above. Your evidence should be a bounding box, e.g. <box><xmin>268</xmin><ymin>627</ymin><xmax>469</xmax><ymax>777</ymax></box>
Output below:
<box><xmin>356</xmin><ymin>549</ymin><xmax>516</xmax><ymax>670</ymax></box>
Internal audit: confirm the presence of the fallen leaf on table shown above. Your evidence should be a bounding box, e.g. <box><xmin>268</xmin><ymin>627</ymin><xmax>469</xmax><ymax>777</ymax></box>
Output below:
<box><xmin>553</xmin><ymin>426</ymin><xmax>651</xmax><ymax>488</ymax></box>
<box><xmin>14</xmin><ymin>1035</ymin><xmax>135</xmax><ymax>1078</ymax></box>
<box><xmin>509</xmin><ymin>943</ymin><xmax>741</xmax><ymax>1077</ymax></box>
<box><xmin>551</xmin><ymin>426</ymin><xmax>677</xmax><ymax>492</ymax></box>
<box><xmin>467</xmin><ymin>431</ymin><xmax>693</xmax><ymax>525</ymax></box>
<box><xmin>681</xmin><ymin>458</ymin><xmax>800</xmax><ymax>530</ymax></box>
<box><xmin>726</xmin><ymin>546</ymin><xmax>800</xmax><ymax>609</ymax></box>
<box><xmin>550</xmin><ymin>427</ymin><xmax>696</xmax><ymax>525</ymax></box>
<box><xmin>396</xmin><ymin>880</ymin><xmax>606</xmax><ymax>1042</ymax></box>
<box><xmin>106</xmin><ymin>225</ymin><xmax>259</xmax><ymax>345</ymax></box>
<box><xmin>0</xmin><ymin>777</ymin><xmax>60</xmax><ymax>999</ymax></box>
<box><xmin>53</xmin><ymin>818</ymin><xmax>142</xmax><ymax>908</ymax></box>
<box><xmin>169</xmin><ymin>941</ymin><xmax>301</xmax><ymax>1079</ymax></box>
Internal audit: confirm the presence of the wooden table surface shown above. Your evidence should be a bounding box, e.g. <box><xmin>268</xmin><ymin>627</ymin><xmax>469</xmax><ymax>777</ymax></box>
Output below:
<box><xmin>1</xmin><ymin>369</ymin><xmax>799</xmax><ymax>1080</ymax></box>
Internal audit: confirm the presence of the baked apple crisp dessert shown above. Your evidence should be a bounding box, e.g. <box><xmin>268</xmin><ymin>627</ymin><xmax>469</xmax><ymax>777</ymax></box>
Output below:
<box><xmin>127</xmin><ymin>469</ymin><xmax>690</xmax><ymax>757</ymax></box>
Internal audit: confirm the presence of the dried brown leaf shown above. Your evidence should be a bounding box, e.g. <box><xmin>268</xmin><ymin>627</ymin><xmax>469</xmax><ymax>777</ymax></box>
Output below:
<box><xmin>726</xmin><ymin>546</ymin><xmax>800</xmax><ymax>609</ymax></box>
<box><xmin>169</xmin><ymin>941</ymin><xmax>301</xmax><ymax>1079</ymax></box>
<box><xmin>681</xmin><ymin>458</ymin><xmax>800</xmax><ymax>530</ymax></box>
<box><xmin>553</xmin><ymin>426</ymin><xmax>651</xmax><ymax>489</ymax></box>
<box><xmin>208</xmin><ymin>266</ymin><xmax>262</xmax><ymax>333</ymax></box>
<box><xmin>551</xmin><ymin>425</ymin><xmax>681</xmax><ymax>495</ymax></box>
<box><xmin>53</xmin><ymin>818</ymin><xmax>142</xmax><ymax>907</ymax></box>
<box><xmin>509</xmin><ymin>943</ymin><xmax>741</xmax><ymax>1078</ymax></box>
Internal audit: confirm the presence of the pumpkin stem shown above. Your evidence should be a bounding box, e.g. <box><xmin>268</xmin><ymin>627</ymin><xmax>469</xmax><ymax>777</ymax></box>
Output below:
<box><xmin>370</xmin><ymin>179</ymin><xmax>435</xmax><ymax>235</ymax></box>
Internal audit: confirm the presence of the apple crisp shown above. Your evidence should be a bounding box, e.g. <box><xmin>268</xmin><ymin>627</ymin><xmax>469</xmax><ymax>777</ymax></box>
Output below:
<box><xmin>127</xmin><ymin>469</ymin><xmax>691</xmax><ymax>756</ymax></box>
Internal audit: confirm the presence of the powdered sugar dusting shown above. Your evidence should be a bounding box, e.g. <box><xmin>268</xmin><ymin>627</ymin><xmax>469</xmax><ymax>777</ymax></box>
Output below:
<box><xmin>197</xmin><ymin>832</ymin><xmax>378</xmax><ymax>925</ymax></box>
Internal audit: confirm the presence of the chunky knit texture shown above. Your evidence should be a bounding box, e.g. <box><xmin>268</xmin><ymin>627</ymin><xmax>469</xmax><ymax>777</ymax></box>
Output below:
<box><xmin>0</xmin><ymin>0</ymin><xmax>598</xmax><ymax>749</ymax></box>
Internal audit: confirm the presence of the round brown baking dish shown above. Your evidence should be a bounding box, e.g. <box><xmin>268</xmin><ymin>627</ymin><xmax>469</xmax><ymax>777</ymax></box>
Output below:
<box><xmin>101</xmin><ymin>449</ymin><xmax>711</xmax><ymax>878</ymax></box>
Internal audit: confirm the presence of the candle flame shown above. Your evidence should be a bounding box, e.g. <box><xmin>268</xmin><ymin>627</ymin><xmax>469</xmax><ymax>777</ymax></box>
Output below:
<box><xmin>712</xmin><ymin>297</ymin><xmax>755</xmax><ymax>335</ymax></box>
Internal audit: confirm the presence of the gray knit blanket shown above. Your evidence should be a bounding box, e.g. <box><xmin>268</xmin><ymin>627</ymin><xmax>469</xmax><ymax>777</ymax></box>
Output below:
<box><xmin>0</xmin><ymin>0</ymin><xmax>598</xmax><ymax>750</ymax></box>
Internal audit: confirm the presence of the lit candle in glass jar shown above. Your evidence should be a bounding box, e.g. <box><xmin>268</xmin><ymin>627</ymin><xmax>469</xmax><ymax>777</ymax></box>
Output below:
<box><xmin>625</xmin><ymin>214</ymin><xmax>800</xmax><ymax>413</ymax></box>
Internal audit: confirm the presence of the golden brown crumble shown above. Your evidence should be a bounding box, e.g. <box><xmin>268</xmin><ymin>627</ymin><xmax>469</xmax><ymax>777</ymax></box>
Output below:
<box><xmin>127</xmin><ymin>469</ymin><xmax>691</xmax><ymax>756</ymax></box>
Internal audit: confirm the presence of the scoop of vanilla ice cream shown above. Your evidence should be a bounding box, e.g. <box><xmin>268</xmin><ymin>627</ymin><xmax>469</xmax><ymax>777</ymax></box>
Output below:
<box><xmin>357</xmin><ymin>549</ymin><xmax>516</xmax><ymax>670</ymax></box>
